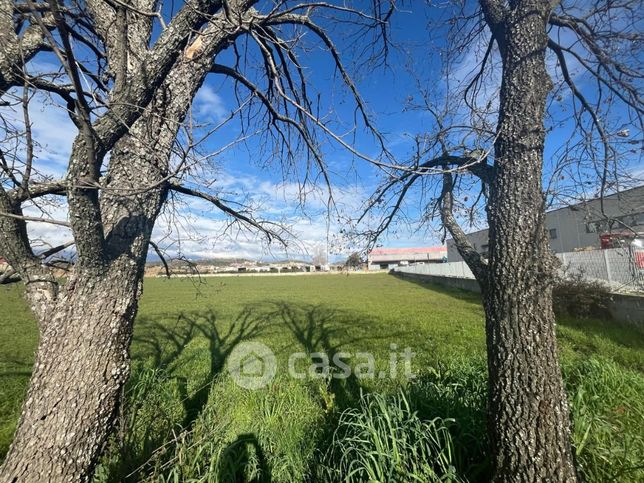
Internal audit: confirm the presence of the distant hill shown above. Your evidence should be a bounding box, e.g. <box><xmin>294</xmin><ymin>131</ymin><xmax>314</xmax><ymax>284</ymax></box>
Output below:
<box><xmin>147</xmin><ymin>257</ymin><xmax>252</xmax><ymax>266</ymax></box>
<box><xmin>268</xmin><ymin>259</ymin><xmax>311</xmax><ymax>265</ymax></box>
<box><xmin>146</xmin><ymin>257</ymin><xmax>313</xmax><ymax>267</ymax></box>
<box><xmin>192</xmin><ymin>258</ymin><xmax>255</xmax><ymax>266</ymax></box>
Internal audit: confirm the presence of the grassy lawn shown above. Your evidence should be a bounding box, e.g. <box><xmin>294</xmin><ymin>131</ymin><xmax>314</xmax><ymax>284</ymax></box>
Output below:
<box><xmin>1</xmin><ymin>273</ymin><xmax>643</xmax><ymax>481</ymax></box>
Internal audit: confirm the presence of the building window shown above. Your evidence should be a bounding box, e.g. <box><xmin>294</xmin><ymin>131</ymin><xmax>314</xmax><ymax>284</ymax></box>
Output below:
<box><xmin>587</xmin><ymin>214</ymin><xmax>644</xmax><ymax>233</ymax></box>
<box><xmin>619</xmin><ymin>212</ymin><xmax>644</xmax><ymax>227</ymax></box>
<box><xmin>635</xmin><ymin>212</ymin><xmax>644</xmax><ymax>225</ymax></box>
<box><xmin>586</xmin><ymin>220</ymin><xmax>607</xmax><ymax>233</ymax></box>
<box><xmin>549</xmin><ymin>228</ymin><xmax>558</xmax><ymax>239</ymax></box>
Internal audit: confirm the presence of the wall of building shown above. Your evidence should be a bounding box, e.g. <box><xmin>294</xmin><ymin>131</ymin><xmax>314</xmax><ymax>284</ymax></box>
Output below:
<box><xmin>448</xmin><ymin>186</ymin><xmax>644</xmax><ymax>262</ymax></box>
<box><xmin>447</xmin><ymin>231</ymin><xmax>489</xmax><ymax>262</ymax></box>
<box><xmin>367</xmin><ymin>248</ymin><xmax>448</xmax><ymax>271</ymax></box>
<box><xmin>367</xmin><ymin>260</ymin><xmax>445</xmax><ymax>271</ymax></box>
<box><xmin>368</xmin><ymin>262</ymin><xmax>401</xmax><ymax>271</ymax></box>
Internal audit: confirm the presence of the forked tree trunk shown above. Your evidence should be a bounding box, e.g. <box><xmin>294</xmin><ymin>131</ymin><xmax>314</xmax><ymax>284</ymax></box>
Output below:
<box><xmin>0</xmin><ymin>268</ymin><xmax>143</xmax><ymax>482</ymax></box>
<box><xmin>1</xmin><ymin>33</ymin><xmax>219</xmax><ymax>480</ymax></box>
<box><xmin>481</xmin><ymin>2</ymin><xmax>578</xmax><ymax>480</ymax></box>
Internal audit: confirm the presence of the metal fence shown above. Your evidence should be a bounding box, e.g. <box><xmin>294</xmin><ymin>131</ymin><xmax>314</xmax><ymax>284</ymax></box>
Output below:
<box><xmin>394</xmin><ymin>247</ymin><xmax>644</xmax><ymax>292</ymax></box>
<box><xmin>557</xmin><ymin>247</ymin><xmax>644</xmax><ymax>291</ymax></box>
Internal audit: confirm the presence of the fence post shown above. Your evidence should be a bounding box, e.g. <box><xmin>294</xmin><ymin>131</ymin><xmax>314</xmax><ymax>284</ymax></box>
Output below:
<box><xmin>603</xmin><ymin>249</ymin><xmax>612</xmax><ymax>284</ymax></box>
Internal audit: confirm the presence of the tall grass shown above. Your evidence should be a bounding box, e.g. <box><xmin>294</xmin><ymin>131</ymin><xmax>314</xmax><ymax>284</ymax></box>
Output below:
<box><xmin>409</xmin><ymin>359</ymin><xmax>490</xmax><ymax>480</ymax></box>
<box><xmin>318</xmin><ymin>357</ymin><xmax>644</xmax><ymax>483</ymax></box>
<box><xmin>95</xmin><ymin>370</ymin><xmax>326</xmax><ymax>482</ymax></box>
<box><xmin>93</xmin><ymin>356</ymin><xmax>644</xmax><ymax>482</ymax></box>
<box><xmin>319</xmin><ymin>390</ymin><xmax>460</xmax><ymax>482</ymax></box>
<box><xmin>567</xmin><ymin>358</ymin><xmax>644</xmax><ymax>482</ymax></box>
<box><xmin>93</xmin><ymin>367</ymin><xmax>188</xmax><ymax>482</ymax></box>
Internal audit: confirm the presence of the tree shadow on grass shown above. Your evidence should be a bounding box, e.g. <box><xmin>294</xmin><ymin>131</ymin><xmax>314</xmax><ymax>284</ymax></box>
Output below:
<box><xmin>216</xmin><ymin>433</ymin><xmax>272</xmax><ymax>482</ymax></box>
<box><xmin>110</xmin><ymin>300</ymin><xmax>495</xmax><ymax>481</ymax></box>
<box><xmin>103</xmin><ymin>308</ymin><xmax>272</xmax><ymax>482</ymax></box>
<box><xmin>133</xmin><ymin>307</ymin><xmax>270</xmax><ymax>429</ymax></box>
<box><xmin>240</xmin><ymin>300</ymin><xmax>410</xmax><ymax>409</ymax></box>
<box><xmin>238</xmin><ymin>295</ymin><xmax>492</xmax><ymax>480</ymax></box>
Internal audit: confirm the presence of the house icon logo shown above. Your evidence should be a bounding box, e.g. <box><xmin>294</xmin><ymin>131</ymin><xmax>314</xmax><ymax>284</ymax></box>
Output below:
<box><xmin>228</xmin><ymin>342</ymin><xmax>277</xmax><ymax>389</ymax></box>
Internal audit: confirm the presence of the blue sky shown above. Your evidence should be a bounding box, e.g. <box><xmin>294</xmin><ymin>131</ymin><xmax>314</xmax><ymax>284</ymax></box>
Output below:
<box><xmin>3</xmin><ymin>1</ymin><xmax>642</xmax><ymax>262</ymax></box>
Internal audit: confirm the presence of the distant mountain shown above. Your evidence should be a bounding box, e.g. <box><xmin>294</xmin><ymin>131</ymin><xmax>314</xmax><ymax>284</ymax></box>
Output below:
<box><xmin>146</xmin><ymin>257</ymin><xmax>253</xmax><ymax>267</ymax></box>
<box><xmin>146</xmin><ymin>256</ymin><xmax>314</xmax><ymax>267</ymax></box>
<box><xmin>268</xmin><ymin>259</ymin><xmax>311</xmax><ymax>265</ymax></box>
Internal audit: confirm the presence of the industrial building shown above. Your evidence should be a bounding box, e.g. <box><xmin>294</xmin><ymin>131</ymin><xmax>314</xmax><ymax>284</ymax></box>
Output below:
<box><xmin>368</xmin><ymin>246</ymin><xmax>447</xmax><ymax>270</ymax></box>
<box><xmin>447</xmin><ymin>185</ymin><xmax>644</xmax><ymax>262</ymax></box>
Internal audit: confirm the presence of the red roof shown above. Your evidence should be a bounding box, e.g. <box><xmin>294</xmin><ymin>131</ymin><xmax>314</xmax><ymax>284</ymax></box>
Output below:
<box><xmin>369</xmin><ymin>246</ymin><xmax>446</xmax><ymax>256</ymax></box>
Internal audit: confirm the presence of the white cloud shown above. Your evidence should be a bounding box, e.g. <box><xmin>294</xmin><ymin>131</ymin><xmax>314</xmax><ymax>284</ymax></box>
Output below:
<box><xmin>151</xmin><ymin>174</ymin><xmax>370</xmax><ymax>262</ymax></box>
<box><xmin>17</xmin><ymin>160</ymin><xmax>443</xmax><ymax>263</ymax></box>
<box><xmin>22</xmin><ymin>200</ymin><xmax>73</xmax><ymax>254</ymax></box>
<box><xmin>193</xmin><ymin>85</ymin><xmax>228</xmax><ymax>122</ymax></box>
<box><xmin>28</xmin><ymin>97</ymin><xmax>77</xmax><ymax>171</ymax></box>
<box><xmin>0</xmin><ymin>90</ymin><xmax>76</xmax><ymax>179</ymax></box>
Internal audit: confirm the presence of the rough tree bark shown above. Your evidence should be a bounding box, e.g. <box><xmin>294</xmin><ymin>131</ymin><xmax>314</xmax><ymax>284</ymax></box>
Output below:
<box><xmin>435</xmin><ymin>0</ymin><xmax>641</xmax><ymax>478</ymax></box>
<box><xmin>476</xmin><ymin>1</ymin><xmax>578</xmax><ymax>480</ymax></box>
<box><xmin>0</xmin><ymin>1</ymin><xmax>243</xmax><ymax>480</ymax></box>
<box><xmin>362</xmin><ymin>0</ymin><xmax>640</xmax><ymax>479</ymax></box>
<box><xmin>435</xmin><ymin>1</ymin><xmax>578</xmax><ymax>480</ymax></box>
<box><xmin>0</xmin><ymin>269</ymin><xmax>147</xmax><ymax>481</ymax></box>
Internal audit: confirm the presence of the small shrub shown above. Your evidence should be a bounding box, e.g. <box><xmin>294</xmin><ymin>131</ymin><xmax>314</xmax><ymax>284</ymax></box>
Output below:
<box><xmin>553</xmin><ymin>271</ymin><xmax>612</xmax><ymax>319</ymax></box>
<box><xmin>319</xmin><ymin>390</ymin><xmax>461</xmax><ymax>482</ymax></box>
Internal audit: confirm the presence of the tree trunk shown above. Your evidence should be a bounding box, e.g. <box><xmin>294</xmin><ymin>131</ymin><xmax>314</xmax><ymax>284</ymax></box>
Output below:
<box><xmin>0</xmin><ymin>268</ymin><xmax>143</xmax><ymax>482</ymax></box>
<box><xmin>0</xmin><ymin>38</ymin><xmax>215</xmax><ymax>480</ymax></box>
<box><xmin>0</xmin><ymin>3</ymin><xmax>257</xmax><ymax>480</ymax></box>
<box><xmin>482</xmin><ymin>2</ymin><xmax>578</xmax><ymax>480</ymax></box>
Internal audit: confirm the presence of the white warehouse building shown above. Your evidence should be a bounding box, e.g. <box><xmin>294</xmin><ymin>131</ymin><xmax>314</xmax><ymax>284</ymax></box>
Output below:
<box><xmin>447</xmin><ymin>185</ymin><xmax>644</xmax><ymax>262</ymax></box>
<box><xmin>368</xmin><ymin>246</ymin><xmax>447</xmax><ymax>270</ymax></box>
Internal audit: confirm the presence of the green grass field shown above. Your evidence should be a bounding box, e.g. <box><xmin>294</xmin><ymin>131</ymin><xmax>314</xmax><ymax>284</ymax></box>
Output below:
<box><xmin>1</xmin><ymin>273</ymin><xmax>643</xmax><ymax>481</ymax></box>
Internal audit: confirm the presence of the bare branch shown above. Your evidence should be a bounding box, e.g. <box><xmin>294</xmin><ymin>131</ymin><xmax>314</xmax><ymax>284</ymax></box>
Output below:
<box><xmin>148</xmin><ymin>240</ymin><xmax>170</xmax><ymax>278</ymax></box>
<box><xmin>9</xmin><ymin>180</ymin><xmax>67</xmax><ymax>202</ymax></box>
<box><xmin>440</xmin><ymin>171</ymin><xmax>487</xmax><ymax>282</ymax></box>
<box><xmin>39</xmin><ymin>239</ymin><xmax>75</xmax><ymax>259</ymax></box>
<box><xmin>0</xmin><ymin>210</ymin><xmax>71</xmax><ymax>227</ymax></box>
<box><xmin>169</xmin><ymin>182</ymin><xmax>288</xmax><ymax>245</ymax></box>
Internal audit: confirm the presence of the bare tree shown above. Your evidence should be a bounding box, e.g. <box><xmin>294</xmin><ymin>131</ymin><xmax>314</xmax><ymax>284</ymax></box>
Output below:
<box><xmin>0</xmin><ymin>0</ymin><xmax>391</xmax><ymax>479</ymax></box>
<box><xmin>312</xmin><ymin>243</ymin><xmax>328</xmax><ymax>266</ymax></box>
<box><xmin>361</xmin><ymin>0</ymin><xmax>642</xmax><ymax>480</ymax></box>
